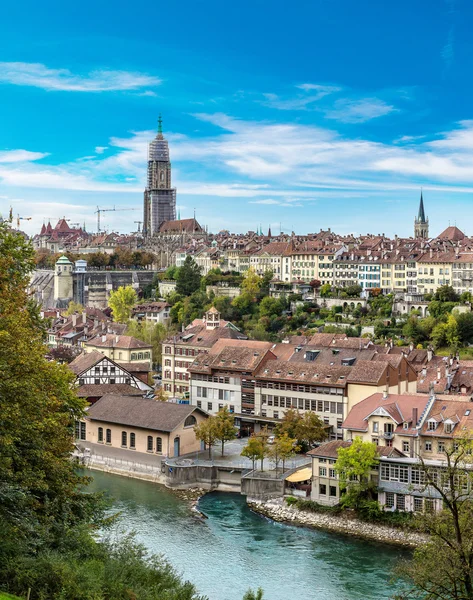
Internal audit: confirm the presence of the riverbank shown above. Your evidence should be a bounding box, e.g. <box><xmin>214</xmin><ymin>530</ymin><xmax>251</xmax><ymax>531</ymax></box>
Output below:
<box><xmin>247</xmin><ymin>497</ymin><xmax>427</xmax><ymax>548</ymax></box>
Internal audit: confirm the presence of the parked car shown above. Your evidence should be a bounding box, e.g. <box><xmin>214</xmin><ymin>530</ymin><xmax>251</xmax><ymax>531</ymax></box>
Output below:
<box><xmin>267</xmin><ymin>435</ymin><xmax>275</xmax><ymax>445</ymax></box>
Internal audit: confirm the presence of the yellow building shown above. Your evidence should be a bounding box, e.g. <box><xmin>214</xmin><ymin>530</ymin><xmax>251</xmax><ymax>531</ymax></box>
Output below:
<box><xmin>84</xmin><ymin>334</ymin><xmax>153</xmax><ymax>368</ymax></box>
<box><xmin>79</xmin><ymin>393</ymin><xmax>207</xmax><ymax>458</ymax></box>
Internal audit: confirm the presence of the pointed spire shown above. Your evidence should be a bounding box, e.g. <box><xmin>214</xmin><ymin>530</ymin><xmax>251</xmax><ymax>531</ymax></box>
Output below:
<box><xmin>418</xmin><ymin>189</ymin><xmax>426</xmax><ymax>223</ymax></box>
<box><xmin>268</xmin><ymin>225</ymin><xmax>272</xmax><ymax>238</ymax></box>
<box><xmin>157</xmin><ymin>113</ymin><xmax>163</xmax><ymax>139</ymax></box>
<box><xmin>178</xmin><ymin>208</ymin><xmax>181</xmax><ymax>220</ymax></box>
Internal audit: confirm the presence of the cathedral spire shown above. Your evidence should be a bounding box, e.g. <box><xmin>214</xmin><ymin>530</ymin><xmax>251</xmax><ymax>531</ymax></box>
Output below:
<box><xmin>157</xmin><ymin>113</ymin><xmax>163</xmax><ymax>139</ymax></box>
<box><xmin>418</xmin><ymin>189</ymin><xmax>426</xmax><ymax>223</ymax></box>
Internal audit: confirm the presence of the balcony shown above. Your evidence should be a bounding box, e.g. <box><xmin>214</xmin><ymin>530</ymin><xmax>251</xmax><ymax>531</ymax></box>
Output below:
<box><xmin>383</xmin><ymin>431</ymin><xmax>394</xmax><ymax>440</ymax></box>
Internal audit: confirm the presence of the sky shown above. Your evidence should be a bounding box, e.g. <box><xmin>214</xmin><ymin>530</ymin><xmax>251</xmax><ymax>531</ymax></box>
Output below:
<box><xmin>1</xmin><ymin>0</ymin><xmax>473</xmax><ymax>237</ymax></box>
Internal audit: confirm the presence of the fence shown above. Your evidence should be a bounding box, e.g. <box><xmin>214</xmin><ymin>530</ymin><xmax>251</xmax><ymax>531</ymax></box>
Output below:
<box><xmin>77</xmin><ymin>452</ymin><xmax>164</xmax><ymax>481</ymax></box>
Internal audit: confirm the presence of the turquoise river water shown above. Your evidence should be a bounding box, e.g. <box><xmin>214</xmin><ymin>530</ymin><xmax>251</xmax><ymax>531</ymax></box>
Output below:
<box><xmin>87</xmin><ymin>471</ymin><xmax>407</xmax><ymax>600</ymax></box>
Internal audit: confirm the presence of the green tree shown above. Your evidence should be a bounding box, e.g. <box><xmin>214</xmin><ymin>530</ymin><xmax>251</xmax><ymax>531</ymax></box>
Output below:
<box><xmin>295</xmin><ymin>411</ymin><xmax>327</xmax><ymax>448</ymax></box>
<box><xmin>455</xmin><ymin>311</ymin><xmax>473</xmax><ymax>345</ymax></box>
<box><xmin>259</xmin><ymin>296</ymin><xmax>283</xmax><ymax>318</ymax></box>
<box><xmin>445</xmin><ymin>313</ymin><xmax>460</xmax><ymax>349</ymax></box>
<box><xmin>241</xmin><ymin>267</ymin><xmax>262</xmax><ymax>298</ymax></box>
<box><xmin>193</xmin><ymin>418</ymin><xmax>218</xmax><ymax>459</ymax></box>
<box><xmin>108</xmin><ymin>285</ymin><xmax>137</xmax><ymax>322</ymax></box>
<box><xmin>395</xmin><ymin>440</ymin><xmax>473</xmax><ymax>600</ymax></box>
<box><xmin>243</xmin><ymin>588</ymin><xmax>264</xmax><ymax>600</ymax></box>
<box><xmin>63</xmin><ymin>300</ymin><xmax>84</xmax><ymax>316</ymax></box>
<box><xmin>270</xmin><ymin>433</ymin><xmax>299</xmax><ymax>472</ymax></box>
<box><xmin>241</xmin><ymin>435</ymin><xmax>266</xmax><ymax>471</ymax></box>
<box><xmin>214</xmin><ymin>407</ymin><xmax>237</xmax><ymax>456</ymax></box>
<box><xmin>431</xmin><ymin>322</ymin><xmax>448</xmax><ymax>348</ymax></box>
<box><xmin>320</xmin><ymin>283</ymin><xmax>332</xmax><ymax>297</ymax></box>
<box><xmin>275</xmin><ymin>408</ymin><xmax>302</xmax><ymax>439</ymax></box>
<box><xmin>176</xmin><ymin>256</ymin><xmax>202</xmax><ymax>296</ymax></box>
<box><xmin>434</xmin><ymin>284</ymin><xmax>459</xmax><ymax>303</ymax></box>
<box><xmin>335</xmin><ymin>438</ymin><xmax>378</xmax><ymax>509</ymax></box>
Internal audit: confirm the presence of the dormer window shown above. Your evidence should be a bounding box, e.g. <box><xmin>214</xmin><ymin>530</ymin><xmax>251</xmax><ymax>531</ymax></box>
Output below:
<box><xmin>444</xmin><ymin>422</ymin><xmax>454</xmax><ymax>434</ymax></box>
<box><xmin>427</xmin><ymin>419</ymin><xmax>437</xmax><ymax>431</ymax></box>
<box><xmin>403</xmin><ymin>422</ymin><xmax>409</xmax><ymax>430</ymax></box>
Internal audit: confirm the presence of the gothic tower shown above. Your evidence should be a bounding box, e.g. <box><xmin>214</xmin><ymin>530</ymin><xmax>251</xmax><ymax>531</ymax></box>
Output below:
<box><xmin>414</xmin><ymin>191</ymin><xmax>429</xmax><ymax>239</ymax></box>
<box><xmin>143</xmin><ymin>115</ymin><xmax>176</xmax><ymax>236</ymax></box>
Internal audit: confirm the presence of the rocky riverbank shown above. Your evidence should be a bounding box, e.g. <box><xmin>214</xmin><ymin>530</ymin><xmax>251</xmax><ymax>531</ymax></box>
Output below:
<box><xmin>248</xmin><ymin>498</ymin><xmax>427</xmax><ymax>548</ymax></box>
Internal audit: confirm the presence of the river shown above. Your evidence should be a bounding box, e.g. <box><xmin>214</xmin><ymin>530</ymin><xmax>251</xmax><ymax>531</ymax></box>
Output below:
<box><xmin>87</xmin><ymin>471</ymin><xmax>407</xmax><ymax>600</ymax></box>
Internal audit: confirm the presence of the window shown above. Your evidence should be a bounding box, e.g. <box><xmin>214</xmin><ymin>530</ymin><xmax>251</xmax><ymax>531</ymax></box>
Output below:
<box><xmin>402</xmin><ymin>441</ymin><xmax>410</xmax><ymax>453</ymax></box>
<box><xmin>385</xmin><ymin>492</ymin><xmax>395</xmax><ymax>508</ymax></box>
<box><xmin>329</xmin><ymin>486</ymin><xmax>337</xmax><ymax>497</ymax></box>
<box><xmin>273</xmin><ymin>411</ymin><xmax>279</xmax><ymax>419</ymax></box>
<box><xmin>414</xmin><ymin>497</ymin><xmax>423</xmax><ymax>512</ymax></box>
<box><xmin>197</xmin><ymin>400</ymin><xmax>202</xmax><ymax>408</ymax></box>
<box><xmin>121</xmin><ymin>431</ymin><xmax>127</xmax><ymax>447</ymax></box>
<box><xmin>319</xmin><ymin>467</ymin><xmax>327</xmax><ymax>477</ymax></box>
<box><xmin>396</xmin><ymin>494</ymin><xmax>406</xmax><ymax>511</ymax></box>
<box><xmin>438</xmin><ymin>441</ymin><xmax>445</xmax><ymax>453</ymax></box>
<box><xmin>207</xmin><ymin>402</ymin><xmax>213</xmax><ymax>411</ymax></box>
<box><xmin>94</xmin><ymin>378</ymin><xmax>100</xmax><ymax>385</ymax></box>
<box><xmin>147</xmin><ymin>436</ymin><xmax>153</xmax><ymax>452</ymax></box>
<box><xmin>106</xmin><ymin>429</ymin><xmax>111</xmax><ymax>444</ymax></box>
<box><xmin>425</xmin><ymin>441</ymin><xmax>432</xmax><ymax>452</ymax></box>
<box><xmin>156</xmin><ymin>437</ymin><xmax>163</xmax><ymax>453</ymax></box>
<box><xmin>184</xmin><ymin>415</ymin><xmax>197</xmax><ymax>427</ymax></box>
<box><xmin>98</xmin><ymin>427</ymin><xmax>103</xmax><ymax>443</ymax></box>
<box><xmin>329</xmin><ymin>468</ymin><xmax>336</xmax><ymax>478</ymax></box>
<box><xmin>445</xmin><ymin>422</ymin><xmax>453</xmax><ymax>434</ymax></box>
<box><xmin>110</xmin><ymin>379</ymin><xmax>116</xmax><ymax>384</ymax></box>
<box><xmin>229</xmin><ymin>405</ymin><xmax>234</xmax><ymax>413</ymax></box>
<box><xmin>319</xmin><ymin>484</ymin><xmax>327</xmax><ymax>496</ymax></box>
<box><xmin>427</xmin><ymin>420</ymin><xmax>437</xmax><ymax>431</ymax></box>
<box><xmin>79</xmin><ymin>378</ymin><xmax>84</xmax><ymax>386</ymax></box>
<box><xmin>130</xmin><ymin>433</ymin><xmax>136</xmax><ymax>449</ymax></box>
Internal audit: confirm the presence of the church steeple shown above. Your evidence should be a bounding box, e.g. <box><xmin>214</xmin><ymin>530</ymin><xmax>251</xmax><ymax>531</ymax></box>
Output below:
<box><xmin>414</xmin><ymin>190</ymin><xmax>429</xmax><ymax>239</ymax></box>
<box><xmin>157</xmin><ymin>114</ymin><xmax>163</xmax><ymax>139</ymax></box>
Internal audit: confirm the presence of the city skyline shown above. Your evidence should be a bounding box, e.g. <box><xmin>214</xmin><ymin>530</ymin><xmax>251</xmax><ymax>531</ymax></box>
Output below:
<box><xmin>2</xmin><ymin>0</ymin><xmax>473</xmax><ymax>236</ymax></box>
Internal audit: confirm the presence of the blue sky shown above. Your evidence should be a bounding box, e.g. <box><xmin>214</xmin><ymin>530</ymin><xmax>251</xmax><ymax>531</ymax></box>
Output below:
<box><xmin>1</xmin><ymin>0</ymin><xmax>473</xmax><ymax>237</ymax></box>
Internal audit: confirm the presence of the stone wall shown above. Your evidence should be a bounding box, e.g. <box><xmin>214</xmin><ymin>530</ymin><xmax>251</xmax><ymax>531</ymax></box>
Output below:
<box><xmin>247</xmin><ymin>497</ymin><xmax>427</xmax><ymax>548</ymax></box>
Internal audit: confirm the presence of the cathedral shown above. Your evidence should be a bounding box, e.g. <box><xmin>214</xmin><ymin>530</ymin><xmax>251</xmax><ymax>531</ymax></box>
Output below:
<box><xmin>414</xmin><ymin>191</ymin><xmax>429</xmax><ymax>239</ymax></box>
<box><xmin>143</xmin><ymin>116</ymin><xmax>177</xmax><ymax>236</ymax></box>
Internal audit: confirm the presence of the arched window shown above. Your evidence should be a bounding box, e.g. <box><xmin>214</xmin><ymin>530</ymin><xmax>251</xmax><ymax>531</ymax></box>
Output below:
<box><xmin>106</xmin><ymin>429</ymin><xmax>111</xmax><ymax>444</ymax></box>
<box><xmin>121</xmin><ymin>431</ymin><xmax>127</xmax><ymax>447</ymax></box>
<box><xmin>184</xmin><ymin>415</ymin><xmax>197</xmax><ymax>428</ymax></box>
<box><xmin>156</xmin><ymin>437</ymin><xmax>163</xmax><ymax>454</ymax></box>
<box><xmin>130</xmin><ymin>433</ymin><xmax>136</xmax><ymax>448</ymax></box>
<box><xmin>131</xmin><ymin>353</ymin><xmax>137</xmax><ymax>360</ymax></box>
<box><xmin>147</xmin><ymin>435</ymin><xmax>153</xmax><ymax>452</ymax></box>
<box><xmin>98</xmin><ymin>427</ymin><xmax>103</xmax><ymax>443</ymax></box>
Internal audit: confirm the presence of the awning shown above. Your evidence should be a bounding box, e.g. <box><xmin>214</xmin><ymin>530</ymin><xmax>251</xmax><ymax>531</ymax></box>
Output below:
<box><xmin>285</xmin><ymin>467</ymin><xmax>312</xmax><ymax>483</ymax></box>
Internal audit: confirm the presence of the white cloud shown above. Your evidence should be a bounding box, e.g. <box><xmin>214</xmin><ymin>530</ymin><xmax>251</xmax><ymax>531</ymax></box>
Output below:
<box><xmin>0</xmin><ymin>62</ymin><xmax>161</xmax><ymax>92</ymax></box>
<box><xmin>296</xmin><ymin>83</ymin><xmax>341</xmax><ymax>93</ymax></box>
<box><xmin>95</xmin><ymin>146</ymin><xmax>108</xmax><ymax>154</ymax></box>
<box><xmin>324</xmin><ymin>98</ymin><xmax>397</xmax><ymax>123</ymax></box>
<box><xmin>262</xmin><ymin>84</ymin><xmax>340</xmax><ymax>110</ymax></box>
<box><xmin>0</xmin><ymin>149</ymin><xmax>49</xmax><ymax>163</ymax></box>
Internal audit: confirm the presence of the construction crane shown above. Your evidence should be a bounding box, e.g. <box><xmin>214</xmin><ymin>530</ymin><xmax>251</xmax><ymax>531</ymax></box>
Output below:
<box><xmin>16</xmin><ymin>214</ymin><xmax>32</xmax><ymax>228</ymax></box>
<box><xmin>95</xmin><ymin>206</ymin><xmax>138</xmax><ymax>233</ymax></box>
<box><xmin>134</xmin><ymin>220</ymin><xmax>143</xmax><ymax>233</ymax></box>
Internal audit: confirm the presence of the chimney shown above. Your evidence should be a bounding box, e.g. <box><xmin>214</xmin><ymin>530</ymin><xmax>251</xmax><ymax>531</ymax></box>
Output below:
<box><xmin>101</xmin><ymin>334</ymin><xmax>106</xmax><ymax>343</ymax></box>
<box><xmin>422</xmin><ymin>367</ymin><xmax>427</xmax><ymax>377</ymax></box>
<box><xmin>84</xmin><ymin>325</ymin><xmax>88</xmax><ymax>336</ymax></box>
<box><xmin>382</xmin><ymin>391</ymin><xmax>388</xmax><ymax>400</ymax></box>
<box><xmin>116</xmin><ymin>335</ymin><xmax>119</xmax><ymax>343</ymax></box>
<box><xmin>430</xmin><ymin>249</ymin><xmax>433</xmax><ymax>258</ymax></box>
<box><xmin>427</xmin><ymin>347</ymin><xmax>433</xmax><ymax>362</ymax></box>
<box><xmin>101</xmin><ymin>322</ymin><xmax>105</xmax><ymax>331</ymax></box>
<box><xmin>82</xmin><ymin>312</ymin><xmax>86</xmax><ymax>324</ymax></box>
<box><xmin>409</xmin><ymin>341</ymin><xmax>414</xmax><ymax>352</ymax></box>
<box><xmin>412</xmin><ymin>407</ymin><xmax>418</xmax><ymax>427</ymax></box>
<box><xmin>437</xmin><ymin>368</ymin><xmax>441</xmax><ymax>381</ymax></box>
<box><xmin>72</xmin><ymin>314</ymin><xmax>77</xmax><ymax>328</ymax></box>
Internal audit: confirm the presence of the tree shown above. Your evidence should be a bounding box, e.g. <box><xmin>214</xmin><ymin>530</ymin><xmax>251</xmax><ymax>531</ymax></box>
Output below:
<box><xmin>455</xmin><ymin>311</ymin><xmax>473</xmax><ymax>345</ymax></box>
<box><xmin>395</xmin><ymin>440</ymin><xmax>473</xmax><ymax>600</ymax></box>
<box><xmin>269</xmin><ymin>433</ymin><xmax>299</xmax><ymax>472</ymax></box>
<box><xmin>193</xmin><ymin>418</ymin><xmax>218</xmax><ymax>459</ymax></box>
<box><xmin>276</xmin><ymin>408</ymin><xmax>302</xmax><ymax>439</ymax></box>
<box><xmin>309</xmin><ymin>279</ymin><xmax>321</xmax><ymax>291</ymax></box>
<box><xmin>243</xmin><ymin>588</ymin><xmax>264</xmax><ymax>600</ymax></box>
<box><xmin>126</xmin><ymin>320</ymin><xmax>171</xmax><ymax>366</ymax></box>
<box><xmin>335</xmin><ymin>438</ymin><xmax>378</xmax><ymax>509</ymax></box>
<box><xmin>47</xmin><ymin>345</ymin><xmax>77</xmax><ymax>364</ymax></box>
<box><xmin>63</xmin><ymin>300</ymin><xmax>84</xmax><ymax>316</ymax></box>
<box><xmin>241</xmin><ymin>267</ymin><xmax>262</xmax><ymax>298</ymax></box>
<box><xmin>445</xmin><ymin>313</ymin><xmax>460</xmax><ymax>350</ymax></box>
<box><xmin>108</xmin><ymin>285</ymin><xmax>137</xmax><ymax>322</ymax></box>
<box><xmin>259</xmin><ymin>296</ymin><xmax>283</xmax><ymax>318</ymax></box>
<box><xmin>176</xmin><ymin>256</ymin><xmax>201</xmax><ymax>296</ymax></box>
<box><xmin>434</xmin><ymin>284</ymin><xmax>459</xmax><ymax>303</ymax></box>
<box><xmin>320</xmin><ymin>283</ymin><xmax>332</xmax><ymax>297</ymax></box>
<box><xmin>295</xmin><ymin>411</ymin><xmax>327</xmax><ymax>448</ymax></box>
<box><xmin>241</xmin><ymin>435</ymin><xmax>266</xmax><ymax>471</ymax></box>
<box><xmin>431</xmin><ymin>322</ymin><xmax>447</xmax><ymax>349</ymax></box>
<box><xmin>214</xmin><ymin>407</ymin><xmax>237</xmax><ymax>456</ymax></box>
